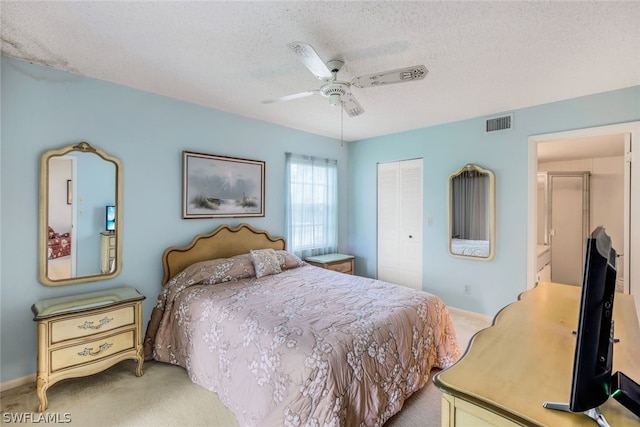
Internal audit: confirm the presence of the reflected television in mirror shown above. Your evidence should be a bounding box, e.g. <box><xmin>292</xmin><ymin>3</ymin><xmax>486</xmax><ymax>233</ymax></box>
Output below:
<box><xmin>106</xmin><ymin>205</ymin><xmax>116</xmax><ymax>232</ymax></box>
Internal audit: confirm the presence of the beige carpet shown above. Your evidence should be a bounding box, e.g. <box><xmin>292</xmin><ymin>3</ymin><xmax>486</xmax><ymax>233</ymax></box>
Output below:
<box><xmin>0</xmin><ymin>307</ymin><xmax>491</xmax><ymax>427</ymax></box>
<box><xmin>46</xmin><ymin>257</ymin><xmax>71</xmax><ymax>281</ymax></box>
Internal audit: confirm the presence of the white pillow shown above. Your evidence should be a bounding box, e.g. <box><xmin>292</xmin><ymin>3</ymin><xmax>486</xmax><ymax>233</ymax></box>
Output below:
<box><xmin>250</xmin><ymin>248</ymin><xmax>283</xmax><ymax>278</ymax></box>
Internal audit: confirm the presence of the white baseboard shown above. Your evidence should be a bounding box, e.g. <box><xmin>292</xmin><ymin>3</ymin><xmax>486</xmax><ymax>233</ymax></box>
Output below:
<box><xmin>1</xmin><ymin>373</ymin><xmax>35</xmax><ymax>392</ymax></box>
<box><xmin>448</xmin><ymin>306</ymin><xmax>493</xmax><ymax>322</ymax></box>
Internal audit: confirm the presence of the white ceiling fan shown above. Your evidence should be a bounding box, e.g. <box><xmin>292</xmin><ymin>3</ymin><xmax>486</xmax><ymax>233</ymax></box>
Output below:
<box><xmin>262</xmin><ymin>42</ymin><xmax>428</xmax><ymax>117</ymax></box>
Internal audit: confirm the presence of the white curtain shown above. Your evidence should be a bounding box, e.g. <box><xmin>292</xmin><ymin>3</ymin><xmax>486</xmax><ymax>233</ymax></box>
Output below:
<box><xmin>452</xmin><ymin>172</ymin><xmax>489</xmax><ymax>240</ymax></box>
<box><xmin>285</xmin><ymin>153</ymin><xmax>338</xmax><ymax>258</ymax></box>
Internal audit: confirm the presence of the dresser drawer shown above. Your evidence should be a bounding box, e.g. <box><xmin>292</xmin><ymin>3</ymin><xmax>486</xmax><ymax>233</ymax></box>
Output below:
<box><xmin>327</xmin><ymin>260</ymin><xmax>353</xmax><ymax>274</ymax></box>
<box><xmin>306</xmin><ymin>254</ymin><xmax>355</xmax><ymax>275</ymax></box>
<box><xmin>33</xmin><ymin>287</ymin><xmax>145</xmax><ymax>412</ymax></box>
<box><xmin>50</xmin><ymin>330</ymin><xmax>135</xmax><ymax>372</ymax></box>
<box><xmin>51</xmin><ymin>306</ymin><xmax>134</xmax><ymax>343</ymax></box>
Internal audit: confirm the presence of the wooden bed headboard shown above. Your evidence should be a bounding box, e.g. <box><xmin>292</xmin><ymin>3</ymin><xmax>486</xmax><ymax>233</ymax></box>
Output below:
<box><xmin>161</xmin><ymin>223</ymin><xmax>286</xmax><ymax>286</ymax></box>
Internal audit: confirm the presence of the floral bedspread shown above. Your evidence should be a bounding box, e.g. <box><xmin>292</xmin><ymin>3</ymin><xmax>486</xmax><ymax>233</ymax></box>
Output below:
<box><xmin>47</xmin><ymin>226</ymin><xmax>71</xmax><ymax>259</ymax></box>
<box><xmin>145</xmin><ymin>260</ymin><xmax>460</xmax><ymax>426</ymax></box>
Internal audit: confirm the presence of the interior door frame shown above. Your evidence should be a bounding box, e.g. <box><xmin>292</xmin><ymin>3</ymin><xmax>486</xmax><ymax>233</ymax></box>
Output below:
<box><xmin>376</xmin><ymin>158</ymin><xmax>424</xmax><ymax>289</ymax></box>
<box><xmin>69</xmin><ymin>155</ymin><xmax>78</xmax><ymax>277</ymax></box>
<box><xmin>528</xmin><ymin>122</ymin><xmax>639</xmax><ymax>312</ymax></box>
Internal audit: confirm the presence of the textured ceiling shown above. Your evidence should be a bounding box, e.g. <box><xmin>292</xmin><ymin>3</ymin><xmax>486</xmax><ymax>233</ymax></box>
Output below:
<box><xmin>2</xmin><ymin>1</ymin><xmax>639</xmax><ymax>142</ymax></box>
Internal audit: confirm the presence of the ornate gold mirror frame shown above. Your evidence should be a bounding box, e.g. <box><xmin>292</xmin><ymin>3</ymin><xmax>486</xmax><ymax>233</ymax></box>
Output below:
<box><xmin>39</xmin><ymin>142</ymin><xmax>123</xmax><ymax>286</ymax></box>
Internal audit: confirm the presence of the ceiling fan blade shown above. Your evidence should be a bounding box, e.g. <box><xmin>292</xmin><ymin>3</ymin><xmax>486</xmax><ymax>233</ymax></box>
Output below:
<box><xmin>261</xmin><ymin>90</ymin><xmax>319</xmax><ymax>104</ymax></box>
<box><xmin>341</xmin><ymin>93</ymin><xmax>364</xmax><ymax>117</ymax></box>
<box><xmin>288</xmin><ymin>42</ymin><xmax>333</xmax><ymax>81</ymax></box>
<box><xmin>351</xmin><ymin>65</ymin><xmax>428</xmax><ymax>88</ymax></box>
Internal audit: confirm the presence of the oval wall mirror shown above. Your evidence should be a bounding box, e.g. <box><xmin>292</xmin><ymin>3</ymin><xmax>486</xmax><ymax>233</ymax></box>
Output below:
<box><xmin>39</xmin><ymin>142</ymin><xmax>123</xmax><ymax>286</ymax></box>
<box><xmin>448</xmin><ymin>163</ymin><xmax>495</xmax><ymax>260</ymax></box>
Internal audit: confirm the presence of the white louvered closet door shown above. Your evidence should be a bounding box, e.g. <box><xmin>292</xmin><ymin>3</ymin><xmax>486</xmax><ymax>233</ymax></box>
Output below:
<box><xmin>377</xmin><ymin>159</ymin><xmax>423</xmax><ymax>289</ymax></box>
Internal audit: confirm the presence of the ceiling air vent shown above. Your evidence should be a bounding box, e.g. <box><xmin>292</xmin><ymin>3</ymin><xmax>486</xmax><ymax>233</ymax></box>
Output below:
<box><xmin>485</xmin><ymin>114</ymin><xmax>513</xmax><ymax>132</ymax></box>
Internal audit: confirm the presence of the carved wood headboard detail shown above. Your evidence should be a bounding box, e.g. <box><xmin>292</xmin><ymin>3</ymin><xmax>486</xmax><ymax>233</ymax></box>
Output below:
<box><xmin>161</xmin><ymin>223</ymin><xmax>286</xmax><ymax>286</ymax></box>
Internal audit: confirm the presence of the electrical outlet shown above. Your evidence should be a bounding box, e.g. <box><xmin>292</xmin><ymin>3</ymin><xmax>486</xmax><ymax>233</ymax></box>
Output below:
<box><xmin>464</xmin><ymin>285</ymin><xmax>471</xmax><ymax>295</ymax></box>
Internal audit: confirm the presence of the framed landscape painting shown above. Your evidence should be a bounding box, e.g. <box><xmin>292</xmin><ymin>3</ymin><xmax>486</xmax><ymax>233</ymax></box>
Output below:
<box><xmin>182</xmin><ymin>151</ymin><xmax>265</xmax><ymax>218</ymax></box>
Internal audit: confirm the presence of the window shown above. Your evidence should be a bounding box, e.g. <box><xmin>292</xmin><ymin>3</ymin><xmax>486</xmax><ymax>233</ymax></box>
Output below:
<box><xmin>285</xmin><ymin>153</ymin><xmax>338</xmax><ymax>258</ymax></box>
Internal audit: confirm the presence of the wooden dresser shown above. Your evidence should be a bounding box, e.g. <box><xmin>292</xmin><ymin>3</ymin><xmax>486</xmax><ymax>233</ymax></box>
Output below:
<box><xmin>434</xmin><ymin>281</ymin><xmax>640</xmax><ymax>426</ymax></box>
<box><xmin>305</xmin><ymin>253</ymin><xmax>355</xmax><ymax>275</ymax></box>
<box><xmin>100</xmin><ymin>232</ymin><xmax>116</xmax><ymax>274</ymax></box>
<box><xmin>32</xmin><ymin>286</ymin><xmax>145</xmax><ymax>412</ymax></box>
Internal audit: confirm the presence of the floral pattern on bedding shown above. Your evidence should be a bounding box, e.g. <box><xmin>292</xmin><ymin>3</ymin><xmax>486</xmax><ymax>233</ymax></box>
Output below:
<box><xmin>250</xmin><ymin>248</ymin><xmax>282</xmax><ymax>278</ymax></box>
<box><xmin>48</xmin><ymin>226</ymin><xmax>71</xmax><ymax>259</ymax></box>
<box><xmin>145</xmin><ymin>264</ymin><xmax>460</xmax><ymax>427</ymax></box>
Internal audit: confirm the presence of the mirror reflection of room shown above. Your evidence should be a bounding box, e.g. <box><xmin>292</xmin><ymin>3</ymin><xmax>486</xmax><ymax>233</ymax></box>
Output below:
<box><xmin>47</xmin><ymin>153</ymin><xmax>116</xmax><ymax>280</ymax></box>
<box><xmin>449</xmin><ymin>164</ymin><xmax>494</xmax><ymax>260</ymax></box>
<box><xmin>47</xmin><ymin>157</ymin><xmax>73</xmax><ymax>280</ymax></box>
<box><xmin>41</xmin><ymin>142</ymin><xmax>121</xmax><ymax>286</ymax></box>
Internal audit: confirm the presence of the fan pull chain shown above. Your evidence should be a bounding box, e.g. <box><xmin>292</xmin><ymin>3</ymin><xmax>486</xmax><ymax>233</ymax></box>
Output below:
<box><xmin>341</xmin><ymin>101</ymin><xmax>344</xmax><ymax>147</ymax></box>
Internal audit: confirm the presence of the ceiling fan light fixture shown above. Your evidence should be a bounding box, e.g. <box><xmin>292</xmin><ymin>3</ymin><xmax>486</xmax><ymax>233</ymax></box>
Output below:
<box><xmin>263</xmin><ymin>41</ymin><xmax>427</xmax><ymax>119</ymax></box>
<box><xmin>329</xmin><ymin>93</ymin><xmax>341</xmax><ymax>107</ymax></box>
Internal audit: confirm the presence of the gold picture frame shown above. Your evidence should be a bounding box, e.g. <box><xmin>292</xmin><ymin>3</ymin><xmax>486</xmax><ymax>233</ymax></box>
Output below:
<box><xmin>66</xmin><ymin>180</ymin><xmax>72</xmax><ymax>205</ymax></box>
<box><xmin>182</xmin><ymin>151</ymin><xmax>265</xmax><ymax>218</ymax></box>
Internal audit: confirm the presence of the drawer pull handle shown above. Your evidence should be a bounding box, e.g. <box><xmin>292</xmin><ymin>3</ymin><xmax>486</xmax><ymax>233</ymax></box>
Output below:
<box><xmin>78</xmin><ymin>342</ymin><xmax>113</xmax><ymax>357</ymax></box>
<box><xmin>78</xmin><ymin>317</ymin><xmax>113</xmax><ymax>330</ymax></box>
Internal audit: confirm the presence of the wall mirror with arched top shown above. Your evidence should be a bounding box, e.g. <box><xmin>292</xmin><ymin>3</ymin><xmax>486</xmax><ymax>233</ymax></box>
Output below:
<box><xmin>448</xmin><ymin>163</ymin><xmax>495</xmax><ymax>260</ymax></box>
<box><xmin>39</xmin><ymin>142</ymin><xmax>123</xmax><ymax>286</ymax></box>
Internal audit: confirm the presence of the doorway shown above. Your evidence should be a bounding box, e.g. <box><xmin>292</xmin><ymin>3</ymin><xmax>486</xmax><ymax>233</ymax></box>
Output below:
<box><xmin>47</xmin><ymin>155</ymin><xmax>77</xmax><ymax>279</ymax></box>
<box><xmin>538</xmin><ymin>171</ymin><xmax>591</xmax><ymax>286</ymax></box>
<box><xmin>377</xmin><ymin>158</ymin><xmax>423</xmax><ymax>289</ymax></box>
<box><xmin>528</xmin><ymin>122</ymin><xmax>639</xmax><ymax>318</ymax></box>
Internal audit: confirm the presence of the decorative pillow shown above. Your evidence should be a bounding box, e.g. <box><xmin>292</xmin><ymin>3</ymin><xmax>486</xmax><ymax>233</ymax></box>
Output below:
<box><xmin>275</xmin><ymin>250</ymin><xmax>305</xmax><ymax>270</ymax></box>
<box><xmin>176</xmin><ymin>253</ymin><xmax>256</xmax><ymax>286</ymax></box>
<box><xmin>250</xmin><ymin>248</ymin><xmax>282</xmax><ymax>278</ymax></box>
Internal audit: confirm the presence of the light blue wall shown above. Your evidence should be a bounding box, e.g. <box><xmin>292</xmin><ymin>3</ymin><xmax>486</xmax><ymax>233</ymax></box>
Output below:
<box><xmin>348</xmin><ymin>86</ymin><xmax>640</xmax><ymax>316</ymax></box>
<box><xmin>2</xmin><ymin>55</ymin><xmax>638</xmax><ymax>384</ymax></box>
<box><xmin>76</xmin><ymin>153</ymin><xmax>115</xmax><ymax>276</ymax></box>
<box><xmin>0</xmin><ymin>57</ymin><xmax>349</xmax><ymax>382</ymax></box>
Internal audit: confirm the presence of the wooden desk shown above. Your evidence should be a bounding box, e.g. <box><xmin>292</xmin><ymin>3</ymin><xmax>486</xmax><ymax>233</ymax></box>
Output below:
<box><xmin>434</xmin><ymin>281</ymin><xmax>640</xmax><ymax>426</ymax></box>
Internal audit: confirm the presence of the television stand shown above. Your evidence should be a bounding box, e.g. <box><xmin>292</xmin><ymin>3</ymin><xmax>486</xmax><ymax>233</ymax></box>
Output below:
<box><xmin>612</xmin><ymin>371</ymin><xmax>640</xmax><ymax>417</ymax></box>
<box><xmin>543</xmin><ymin>402</ymin><xmax>610</xmax><ymax>427</ymax></box>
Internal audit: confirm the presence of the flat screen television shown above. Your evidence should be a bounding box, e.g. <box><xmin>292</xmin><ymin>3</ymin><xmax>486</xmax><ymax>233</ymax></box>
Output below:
<box><xmin>570</xmin><ymin>226</ymin><xmax>617</xmax><ymax>412</ymax></box>
<box><xmin>544</xmin><ymin>226</ymin><xmax>617</xmax><ymax>424</ymax></box>
<box><xmin>105</xmin><ymin>205</ymin><xmax>116</xmax><ymax>232</ymax></box>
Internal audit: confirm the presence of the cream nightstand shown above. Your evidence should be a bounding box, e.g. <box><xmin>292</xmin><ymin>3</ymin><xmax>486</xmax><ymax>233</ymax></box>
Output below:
<box><xmin>100</xmin><ymin>232</ymin><xmax>116</xmax><ymax>274</ymax></box>
<box><xmin>305</xmin><ymin>253</ymin><xmax>355</xmax><ymax>275</ymax></box>
<box><xmin>32</xmin><ymin>286</ymin><xmax>145</xmax><ymax>412</ymax></box>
